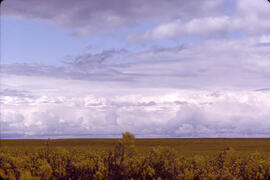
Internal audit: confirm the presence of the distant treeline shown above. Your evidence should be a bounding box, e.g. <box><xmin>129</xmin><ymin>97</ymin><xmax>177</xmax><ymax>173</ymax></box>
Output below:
<box><xmin>0</xmin><ymin>132</ymin><xmax>270</xmax><ymax>180</ymax></box>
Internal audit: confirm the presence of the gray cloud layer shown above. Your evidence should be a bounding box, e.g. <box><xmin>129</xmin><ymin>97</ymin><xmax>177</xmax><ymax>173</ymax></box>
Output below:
<box><xmin>3</xmin><ymin>0</ymin><xmax>225</xmax><ymax>35</ymax></box>
<box><xmin>2</xmin><ymin>37</ymin><xmax>270</xmax><ymax>89</ymax></box>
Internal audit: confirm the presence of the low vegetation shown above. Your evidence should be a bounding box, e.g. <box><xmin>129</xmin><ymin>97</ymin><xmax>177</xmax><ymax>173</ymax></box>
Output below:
<box><xmin>0</xmin><ymin>132</ymin><xmax>270</xmax><ymax>179</ymax></box>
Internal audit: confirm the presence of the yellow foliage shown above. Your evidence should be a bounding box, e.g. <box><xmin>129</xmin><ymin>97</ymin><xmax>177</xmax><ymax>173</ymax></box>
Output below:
<box><xmin>0</xmin><ymin>133</ymin><xmax>270</xmax><ymax>179</ymax></box>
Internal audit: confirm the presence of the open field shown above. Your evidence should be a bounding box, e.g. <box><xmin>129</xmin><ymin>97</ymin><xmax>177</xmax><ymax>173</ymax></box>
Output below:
<box><xmin>1</xmin><ymin>138</ymin><xmax>270</xmax><ymax>156</ymax></box>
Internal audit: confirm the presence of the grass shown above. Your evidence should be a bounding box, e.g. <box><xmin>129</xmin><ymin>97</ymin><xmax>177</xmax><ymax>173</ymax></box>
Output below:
<box><xmin>1</xmin><ymin>138</ymin><xmax>270</xmax><ymax>157</ymax></box>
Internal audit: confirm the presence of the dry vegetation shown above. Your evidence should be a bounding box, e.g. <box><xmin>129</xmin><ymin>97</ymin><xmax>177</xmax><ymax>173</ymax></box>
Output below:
<box><xmin>1</xmin><ymin>133</ymin><xmax>270</xmax><ymax>179</ymax></box>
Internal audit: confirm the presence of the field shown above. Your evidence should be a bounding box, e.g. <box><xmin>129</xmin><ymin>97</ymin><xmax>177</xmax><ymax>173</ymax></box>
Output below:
<box><xmin>2</xmin><ymin>138</ymin><xmax>270</xmax><ymax>156</ymax></box>
<box><xmin>1</xmin><ymin>134</ymin><xmax>270</xmax><ymax>179</ymax></box>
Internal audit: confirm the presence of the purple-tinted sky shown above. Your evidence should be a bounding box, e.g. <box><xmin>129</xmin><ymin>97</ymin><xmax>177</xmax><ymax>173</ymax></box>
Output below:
<box><xmin>1</xmin><ymin>0</ymin><xmax>270</xmax><ymax>138</ymax></box>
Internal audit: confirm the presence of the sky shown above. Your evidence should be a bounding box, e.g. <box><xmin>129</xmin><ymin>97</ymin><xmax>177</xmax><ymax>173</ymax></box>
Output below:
<box><xmin>1</xmin><ymin>0</ymin><xmax>270</xmax><ymax>138</ymax></box>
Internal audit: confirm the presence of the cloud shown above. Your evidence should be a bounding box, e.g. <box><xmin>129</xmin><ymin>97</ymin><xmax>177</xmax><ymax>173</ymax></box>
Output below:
<box><xmin>2</xmin><ymin>0</ymin><xmax>270</xmax><ymax>138</ymax></box>
<box><xmin>128</xmin><ymin>16</ymin><xmax>232</xmax><ymax>41</ymax></box>
<box><xmin>0</xmin><ymin>89</ymin><xmax>32</xmax><ymax>98</ymax></box>
<box><xmin>130</xmin><ymin>15</ymin><xmax>270</xmax><ymax>41</ymax></box>
<box><xmin>3</xmin><ymin>0</ymin><xmax>225</xmax><ymax>35</ymax></box>
<box><xmin>259</xmin><ymin>35</ymin><xmax>270</xmax><ymax>44</ymax></box>
<box><xmin>65</xmin><ymin>48</ymin><xmax>128</xmax><ymax>71</ymax></box>
<box><xmin>2</xmin><ymin>59</ymin><xmax>270</xmax><ymax>138</ymax></box>
<box><xmin>128</xmin><ymin>0</ymin><xmax>270</xmax><ymax>41</ymax></box>
<box><xmin>3</xmin><ymin>0</ymin><xmax>270</xmax><ymax>40</ymax></box>
<box><xmin>1</xmin><ymin>62</ymin><xmax>134</xmax><ymax>83</ymax></box>
<box><xmin>2</xmin><ymin>36</ymin><xmax>270</xmax><ymax>89</ymax></box>
<box><xmin>2</xmin><ymin>89</ymin><xmax>270</xmax><ymax>138</ymax></box>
